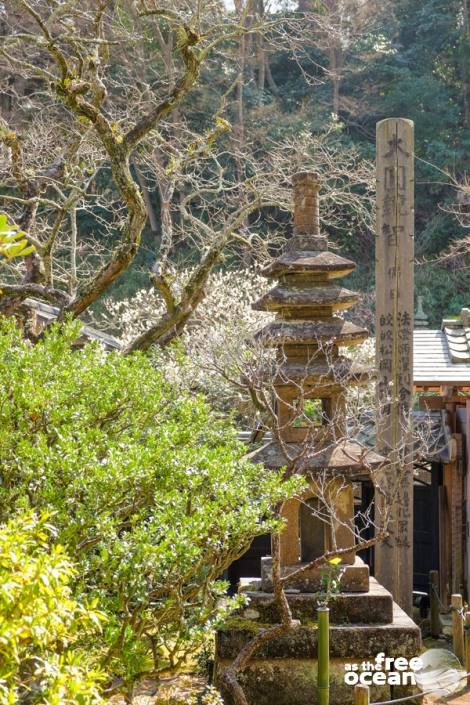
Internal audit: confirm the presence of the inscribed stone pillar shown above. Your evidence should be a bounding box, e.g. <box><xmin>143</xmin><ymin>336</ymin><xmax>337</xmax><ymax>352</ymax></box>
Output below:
<box><xmin>374</xmin><ymin>118</ymin><xmax>414</xmax><ymax>616</ymax></box>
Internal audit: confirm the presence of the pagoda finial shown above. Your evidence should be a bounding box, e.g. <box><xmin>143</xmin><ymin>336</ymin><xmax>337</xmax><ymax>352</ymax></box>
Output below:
<box><xmin>291</xmin><ymin>171</ymin><xmax>327</xmax><ymax>251</ymax></box>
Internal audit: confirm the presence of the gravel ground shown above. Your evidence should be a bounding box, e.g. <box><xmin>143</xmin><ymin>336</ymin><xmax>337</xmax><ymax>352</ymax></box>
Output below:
<box><xmin>107</xmin><ymin>674</ymin><xmax>206</xmax><ymax>704</ymax></box>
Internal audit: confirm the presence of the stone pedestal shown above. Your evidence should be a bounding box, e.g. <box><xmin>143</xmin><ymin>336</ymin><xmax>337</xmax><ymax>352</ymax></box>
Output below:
<box><xmin>215</xmin><ymin>569</ymin><xmax>421</xmax><ymax>705</ymax></box>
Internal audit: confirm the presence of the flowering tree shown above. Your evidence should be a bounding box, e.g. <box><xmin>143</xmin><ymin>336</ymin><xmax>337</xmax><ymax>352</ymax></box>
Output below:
<box><xmin>0</xmin><ymin>1</ymin><xmax>375</xmax><ymax>352</ymax></box>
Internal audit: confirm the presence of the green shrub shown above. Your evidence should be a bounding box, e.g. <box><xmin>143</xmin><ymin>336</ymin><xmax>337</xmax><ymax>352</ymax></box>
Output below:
<box><xmin>0</xmin><ymin>319</ymin><xmax>300</xmax><ymax>683</ymax></box>
<box><xmin>0</xmin><ymin>213</ymin><xmax>34</xmax><ymax>262</ymax></box>
<box><xmin>0</xmin><ymin>511</ymin><xmax>105</xmax><ymax>705</ymax></box>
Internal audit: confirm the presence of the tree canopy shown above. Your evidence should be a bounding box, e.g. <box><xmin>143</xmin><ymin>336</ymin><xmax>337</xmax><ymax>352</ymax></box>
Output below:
<box><xmin>1</xmin><ymin>0</ymin><xmax>467</xmax><ymax>339</ymax></box>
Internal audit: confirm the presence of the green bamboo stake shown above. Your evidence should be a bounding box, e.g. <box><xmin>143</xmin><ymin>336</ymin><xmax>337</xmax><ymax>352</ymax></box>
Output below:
<box><xmin>317</xmin><ymin>606</ymin><xmax>330</xmax><ymax>705</ymax></box>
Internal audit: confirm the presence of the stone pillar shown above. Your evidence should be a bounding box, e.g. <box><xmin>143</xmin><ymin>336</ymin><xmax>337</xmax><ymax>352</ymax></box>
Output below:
<box><xmin>279</xmin><ymin>498</ymin><xmax>301</xmax><ymax>566</ymax></box>
<box><xmin>326</xmin><ymin>478</ymin><xmax>355</xmax><ymax>565</ymax></box>
<box><xmin>291</xmin><ymin>171</ymin><xmax>326</xmax><ymax>250</ymax></box>
<box><xmin>375</xmin><ymin>118</ymin><xmax>414</xmax><ymax>616</ymax></box>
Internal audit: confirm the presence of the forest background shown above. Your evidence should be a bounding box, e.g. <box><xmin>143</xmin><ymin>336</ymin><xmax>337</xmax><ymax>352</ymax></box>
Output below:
<box><xmin>1</xmin><ymin>0</ymin><xmax>469</xmax><ymax>331</ymax></box>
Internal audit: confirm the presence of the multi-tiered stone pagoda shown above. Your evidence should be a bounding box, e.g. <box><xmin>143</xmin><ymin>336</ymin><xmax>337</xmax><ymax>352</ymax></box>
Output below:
<box><xmin>215</xmin><ymin>172</ymin><xmax>420</xmax><ymax>705</ymax></box>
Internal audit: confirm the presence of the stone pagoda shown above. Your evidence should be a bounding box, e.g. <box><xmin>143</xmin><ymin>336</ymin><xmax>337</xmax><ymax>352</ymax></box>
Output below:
<box><xmin>215</xmin><ymin>172</ymin><xmax>420</xmax><ymax>705</ymax></box>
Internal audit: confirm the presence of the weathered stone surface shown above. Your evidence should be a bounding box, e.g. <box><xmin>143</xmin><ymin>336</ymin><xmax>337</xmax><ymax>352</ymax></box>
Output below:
<box><xmin>216</xmin><ymin>657</ymin><xmax>418</xmax><ymax>705</ymax></box>
<box><xmin>218</xmin><ymin>173</ymin><xmax>413</xmax><ymax>705</ymax></box>
<box><xmin>252</xmin><ymin>357</ymin><xmax>372</xmax><ymax>396</ymax></box>
<box><xmin>292</xmin><ymin>172</ymin><xmax>322</xmax><ymax>239</ymax></box>
<box><xmin>239</xmin><ymin>578</ymin><xmax>393</xmax><ymax>625</ymax></box>
<box><xmin>239</xmin><ymin>576</ymin><xmax>262</xmax><ymax>591</ymax></box>
<box><xmin>262</xmin><ymin>250</ymin><xmax>356</xmax><ymax>279</ymax></box>
<box><xmin>256</xmin><ymin>318</ymin><xmax>368</xmax><ymax>347</ymax></box>
<box><xmin>216</xmin><ymin>603</ymin><xmax>421</xmax><ymax>660</ymax></box>
<box><xmin>260</xmin><ymin>556</ymin><xmax>370</xmax><ymax>593</ymax></box>
<box><xmin>278</xmin><ymin>499</ymin><xmax>301</xmax><ymax>565</ymax></box>
<box><xmin>252</xmin><ymin>285</ymin><xmax>359</xmax><ymax>313</ymax></box>
<box><xmin>249</xmin><ymin>439</ymin><xmax>384</xmax><ymax>475</ymax></box>
<box><xmin>270</xmin><ymin>356</ymin><xmax>372</xmax><ymax>385</ymax></box>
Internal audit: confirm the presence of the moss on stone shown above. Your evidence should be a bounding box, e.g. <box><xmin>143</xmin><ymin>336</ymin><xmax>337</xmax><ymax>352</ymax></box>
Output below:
<box><xmin>219</xmin><ymin>617</ymin><xmax>270</xmax><ymax>633</ymax></box>
<box><xmin>301</xmin><ymin>619</ymin><xmax>319</xmax><ymax>628</ymax></box>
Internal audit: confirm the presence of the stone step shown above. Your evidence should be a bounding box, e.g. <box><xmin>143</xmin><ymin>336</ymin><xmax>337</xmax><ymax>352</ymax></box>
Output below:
<box><xmin>215</xmin><ymin>657</ymin><xmax>419</xmax><ymax>705</ymax></box>
<box><xmin>258</xmin><ymin>555</ymin><xmax>371</xmax><ymax>593</ymax></box>
<box><xmin>216</xmin><ymin>602</ymin><xmax>421</xmax><ymax>660</ymax></box>
<box><xmin>238</xmin><ymin>577</ymin><xmax>393</xmax><ymax>625</ymax></box>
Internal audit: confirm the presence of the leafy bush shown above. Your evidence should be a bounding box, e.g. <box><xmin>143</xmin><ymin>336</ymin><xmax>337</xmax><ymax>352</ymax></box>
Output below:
<box><xmin>0</xmin><ymin>512</ymin><xmax>104</xmax><ymax>705</ymax></box>
<box><xmin>0</xmin><ymin>319</ymin><xmax>300</xmax><ymax>683</ymax></box>
<box><xmin>0</xmin><ymin>213</ymin><xmax>34</xmax><ymax>262</ymax></box>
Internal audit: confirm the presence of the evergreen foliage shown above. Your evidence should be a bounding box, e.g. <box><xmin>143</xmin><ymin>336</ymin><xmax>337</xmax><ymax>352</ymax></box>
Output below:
<box><xmin>0</xmin><ymin>320</ymin><xmax>300</xmax><ymax>683</ymax></box>
<box><xmin>0</xmin><ymin>512</ymin><xmax>105</xmax><ymax>705</ymax></box>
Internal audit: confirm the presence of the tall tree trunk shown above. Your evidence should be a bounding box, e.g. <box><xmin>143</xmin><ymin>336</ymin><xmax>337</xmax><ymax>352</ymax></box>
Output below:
<box><xmin>255</xmin><ymin>0</ymin><xmax>265</xmax><ymax>90</ymax></box>
<box><xmin>257</xmin><ymin>36</ymin><xmax>266</xmax><ymax>90</ymax></box>
<box><xmin>233</xmin><ymin>1</ymin><xmax>253</xmax><ymax>263</ymax></box>
<box><xmin>462</xmin><ymin>0</ymin><xmax>470</xmax><ymax>128</ymax></box>
<box><xmin>134</xmin><ymin>164</ymin><xmax>159</xmax><ymax>234</ymax></box>
<box><xmin>265</xmin><ymin>54</ymin><xmax>279</xmax><ymax>95</ymax></box>
<box><xmin>69</xmin><ymin>206</ymin><xmax>78</xmax><ymax>296</ymax></box>
<box><xmin>329</xmin><ymin>46</ymin><xmax>342</xmax><ymax>115</ymax></box>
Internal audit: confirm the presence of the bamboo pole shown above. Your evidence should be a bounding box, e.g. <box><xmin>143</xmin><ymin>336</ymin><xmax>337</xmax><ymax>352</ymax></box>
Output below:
<box><xmin>452</xmin><ymin>593</ymin><xmax>464</xmax><ymax>663</ymax></box>
<box><xmin>429</xmin><ymin>570</ymin><xmax>441</xmax><ymax>637</ymax></box>
<box><xmin>354</xmin><ymin>684</ymin><xmax>370</xmax><ymax>705</ymax></box>
<box><xmin>317</xmin><ymin>607</ymin><xmax>330</xmax><ymax>705</ymax></box>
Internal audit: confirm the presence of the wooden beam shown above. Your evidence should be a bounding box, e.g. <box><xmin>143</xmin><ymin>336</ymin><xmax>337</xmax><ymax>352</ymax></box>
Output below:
<box><xmin>439</xmin><ymin>484</ymin><xmax>449</xmax><ymax>605</ymax></box>
<box><xmin>451</xmin><ymin>435</ymin><xmax>464</xmax><ymax>594</ymax></box>
<box><xmin>442</xmin><ymin>471</ymin><xmax>453</xmax><ymax>604</ymax></box>
<box><xmin>419</xmin><ymin>396</ymin><xmax>444</xmax><ymax>411</ymax></box>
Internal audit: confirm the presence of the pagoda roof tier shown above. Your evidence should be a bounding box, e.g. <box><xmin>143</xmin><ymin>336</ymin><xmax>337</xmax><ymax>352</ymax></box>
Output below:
<box><xmin>260</xmin><ymin>357</ymin><xmax>372</xmax><ymax>387</ymax></box>
<box><xmin>253</xmin><ymin>285</ymin><xmax>359</xmax><ymax>313</ymax></box>
<box><xmin>248</xmin><ymin>439</ymin><xmax>385</xmax><ymax>477</ymax></box>
<box><xmin>262</xmin><ymin>251</ymin><xmax>355</xmax><ymax>279</ymax></box>
<box><xmin>256</xmin><ymin>319</ymin><xmax>368</xmax><ymax>347</ymax></box>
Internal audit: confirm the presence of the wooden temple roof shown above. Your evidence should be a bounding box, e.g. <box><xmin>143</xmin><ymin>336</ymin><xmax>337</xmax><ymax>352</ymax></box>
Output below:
<box><xmin>414</xmin><ymin>329</ymin><xmax>470</xmax><ymax>388</ymax></box>
<box><xmin>22</xmin><ymin>298</ymin><xmax>121</xmax><ymax>351</ymax></box>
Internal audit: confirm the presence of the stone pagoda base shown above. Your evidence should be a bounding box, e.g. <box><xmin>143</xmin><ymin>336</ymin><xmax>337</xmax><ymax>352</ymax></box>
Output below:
<box><xmin>215</xmin><ymin>561</ymin><xmax>421</xmax><ymax>705</ymax></box>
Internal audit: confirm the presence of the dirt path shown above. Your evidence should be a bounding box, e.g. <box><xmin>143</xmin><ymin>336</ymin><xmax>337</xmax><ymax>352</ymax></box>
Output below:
<box><xmin>107</xmin><ymin>675</ymin><xmax>206</xmax><ymax>704</ymax></box>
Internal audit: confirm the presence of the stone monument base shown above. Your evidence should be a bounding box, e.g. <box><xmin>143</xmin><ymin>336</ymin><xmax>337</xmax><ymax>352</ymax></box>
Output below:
<box><xmin>215</xmin><ymin>562</ymin><xmax>421</xmax><ymax>705</ymax></box>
